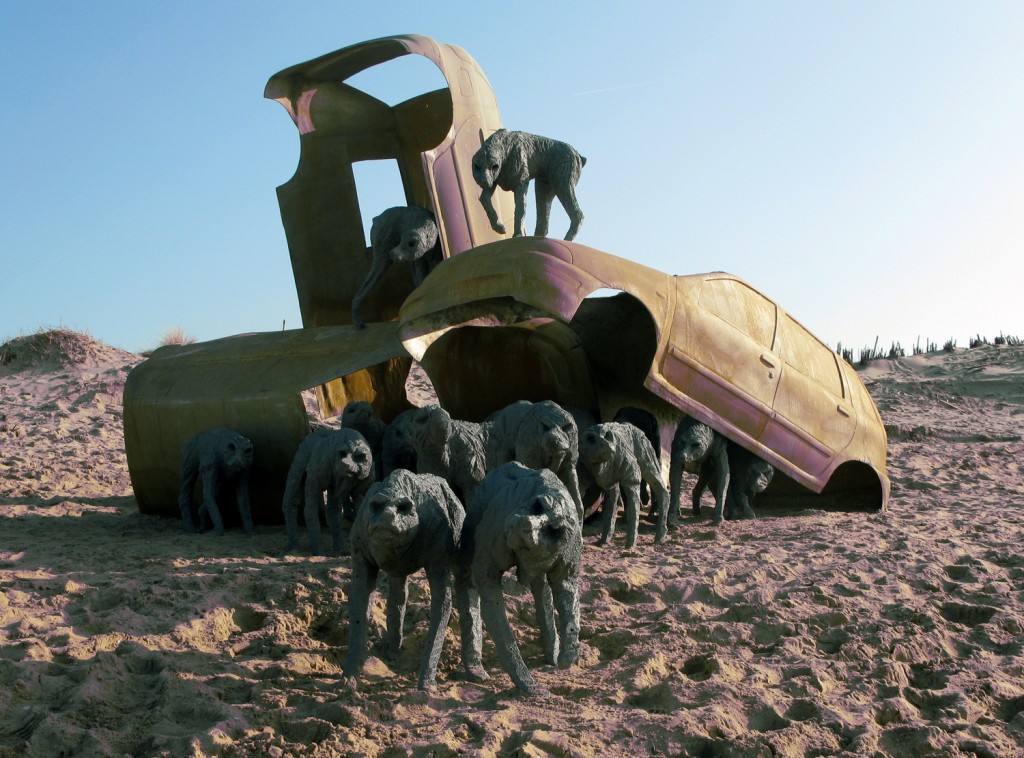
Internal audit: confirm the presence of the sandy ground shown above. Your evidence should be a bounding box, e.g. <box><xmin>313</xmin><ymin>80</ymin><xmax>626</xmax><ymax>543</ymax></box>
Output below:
<box><xmin>1</xmin><ymin>330</ymin><xmax>1023</xmax><ymax>757</ymax></box>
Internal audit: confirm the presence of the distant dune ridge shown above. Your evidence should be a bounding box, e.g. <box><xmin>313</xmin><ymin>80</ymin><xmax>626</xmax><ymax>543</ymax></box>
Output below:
<box><xmin>1</xmin><ymin>329</ymin><xmax>1023</xmax><ymax>756</ymax></box>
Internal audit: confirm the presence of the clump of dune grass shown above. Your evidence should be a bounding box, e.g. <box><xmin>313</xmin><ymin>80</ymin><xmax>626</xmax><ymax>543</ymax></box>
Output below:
<box><xmin>159</xmin><ymin>326</ymin><xmax>196</xmax><ymax>347</ymax></box>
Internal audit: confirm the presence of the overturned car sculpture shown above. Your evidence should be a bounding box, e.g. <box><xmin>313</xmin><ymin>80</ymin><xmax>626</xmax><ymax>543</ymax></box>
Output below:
<box><xmin>123</xmin><ymin>34</ymin><xmax>888</xmax><ymax>525</ymax></box>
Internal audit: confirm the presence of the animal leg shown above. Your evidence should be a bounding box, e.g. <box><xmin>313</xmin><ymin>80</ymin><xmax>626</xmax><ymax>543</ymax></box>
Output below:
<box><xmin>453</xmin><ymin>569</ymin><xmax>488</xmax><ymax>682</ymax></box>
<box><xmin>303</xmin><ymin>479</ymin><xmax>326</xmax><ymax>555</ymax></box>
<box><xmin>691</xmin><ymin>467</ymin><xmax>711</xmax><ymax>517</ymax></box>
<box><xmin>554</xmin><ymin>182</ymin><xmax>584</xmax><ymax>241</ymax></box>
<box><xmin>513</xmin><ymin>184</ymin><xmax>529</xmax><ymax>237</ymax></box>
<box><xmin>199</xmin><ymin>465</ymin><xmax>225</xmax><ymax>535</ymax></box>
<box><xmin>597</xmin><ymin>487</ymin><xmax>621</xmax><ymax>547</ymax></box>
<box><xmin>324</xmin><ymin>490</ymin><xmax>346</xmax><ymax>554</ymax></box>
<box><xmin>386</xmin><ymin>573</ymin><xmax>409</xmax><ymax>661</ymax></box>
<box><xmin>478</xmin><ymin>575</ymin><xmax>545</xmax><ymax>695</ymax></box>
<box><xmin>668</xmin><ymin>457</ymin><xmax>684</xmax><ymax>527</ymax></box>
<box><xmin>351</xmin><ymin>250</ymin><xmax>393</xmax><ymax>330</ymax></box>
<box><xmin>650</xmin><ymin>476</ymin><xmax>670</xmax><ymax>543</ymax></box>
<box><xmin>533</xmin><ymin>178</ymin><xmax>554</xmax><ymax>237</ymax></box>
<box><xmin>411</xmin><ymin>255</ymin><xmax>431</xmax><ymax>287</ymax></box>
<box><xmin>709</xmin><ymin>447</ymin><xmax>730</xmax><ymax>524</ymax></box>
<box><xmin>531</xmin><ymin>578</ymin><xmax>559</xmax><ymax>666</ymax></box>
<box><xmin>479</xmin><ymin>187</ymin><xmax>506</xmax><ymax>235</ymax></box>
<box><xmin>281</xmin><ymin>474</ymin><xmax>303</xmax><ymax>551</ymax></box>
<box><xmin>549</xmin><ymin>571</ymin><xmax>581</xmax><ymax>669</ymax></box>
<box><xmin>622</xmin><ymin>483</ymin><xmax>642</xmax><ymax>550</ymax></box>
<box><xmin>235</xmin><ymin>475</ymin><xmax>254</xmax><ymax>535</ymax></box>
<box><xmin>177</xmin><ymin>466</ymin><xmax>198</xmax><ymax>533</ymax></box>
<box><xmin>418</xmin><ymin>566</ymin><xmax>454</xmax><ymax>689</ymax></box>
<box><xmin>563</xmin><ymin>465</ymin><xmax>585</xmax><ymax>524</ymax></box>
<box><xmin>342</xmin><ymin>560</ymin><xmax>379</xmax><ymax>682</ymax></box>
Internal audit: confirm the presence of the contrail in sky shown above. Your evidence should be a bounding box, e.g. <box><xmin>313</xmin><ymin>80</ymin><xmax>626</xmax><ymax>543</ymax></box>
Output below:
<box><xmin>570</xmin><ymin>82</ymin><xmax>653</xmax><ymax>97</ymax></box>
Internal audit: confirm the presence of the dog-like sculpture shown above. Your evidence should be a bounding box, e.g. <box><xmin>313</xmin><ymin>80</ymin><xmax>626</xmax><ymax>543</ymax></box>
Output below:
<box><xmin>282</xmin><ymin>428</ymin><xmax>374</xmax><ymax>555</ymax></box>
<box><xmin>612</xmin><ymin>406</ymin><xmax>661</xmax><ymax>506</ymax></box>
<box><xmin>351</xmin><ymin>206</ymin><xmax>442</xmax><ymax>330</ymax></box>
<box><xmin>471</xmin><ymin>129</ymin><xmax>586</xmax><ymax>241</ymax></box>
<box><xmin>178</xmin><ymin>427</ymin><xmax>254</xmax><ymax>535</ymax></box>
<box><xmin>409</xmin><ymin>404</ymin><xmax>487</xmax><ymax>505</ymax></box>
<box><xmin>486</xmin><ymin>400</ymin><xmax>585</xmax><ymax>520</ymax></box>
<box><xmin>719</xmin><ymin>443</ymin><xmax>774</xmax><ymax>520</ymax></box>
<box><xmin>580</xmin><ymin>422</ymin><xmax>669</xmax><ymax>548</ymax></box>
<box><xmin>381</xmin><ymin>408</ymin><xmax>418</xmax><ymax>476</ymax></box>
<box><xmin>455</xmin><ymin>463</ymin><xmax>582</xmax><ymax>696</ymax></box>
<box><xmin>669</xmin><ymin>416</ymin><xmax>729</xmax><ymax>525</ymax></box>
<box><xmin>341</xmin><ymin>400</ymin><xmax>387</xmax><ymax>479</ymax></box>
<box><xmin>343</xmin><ymin>470</ymin><xmax>465</xmax><ymax>690</ymax></box>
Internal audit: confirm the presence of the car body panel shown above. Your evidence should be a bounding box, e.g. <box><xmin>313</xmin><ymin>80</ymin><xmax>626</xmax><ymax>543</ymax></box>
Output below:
<box><xmin>399</xmin><ymin>238</ymin><xmax>889</xmax><ymax>509</ymax></box>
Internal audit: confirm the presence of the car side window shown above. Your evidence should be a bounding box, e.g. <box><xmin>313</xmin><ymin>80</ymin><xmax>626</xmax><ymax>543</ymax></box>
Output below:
<box><xmin>698</xmin><ymin>278</ymin><xmax>777</xmax><ymax>349</ymax></box>
<box><xmin>779</xmin><ymin>314</ymin><xmax>844</xmax><ymax>398</ymax></box>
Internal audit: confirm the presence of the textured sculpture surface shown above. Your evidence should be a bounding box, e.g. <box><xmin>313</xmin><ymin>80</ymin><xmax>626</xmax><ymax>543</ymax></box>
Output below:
<box><xmin>352</xmin><ymin>206</ymin><xmax>441</xmax><ymax>329</ymax></box>
<box><xmin>341</xmin><ymin>400</ymin><xmax>387</xmax><ymax>479</ymax></box>
<box><xmin>282</xmin><ymin>428</ymin><xmax>374</xmax><ymax>554</ymax></box>
<box><xmin>381</xmin><ymin>408</ymin><xmax>418</xmax><ymax>476</ymax></box>
<box><xmin>177</xmin><ymin>428</ymin><xmax>255</xmax><ymax>535</ymax></box>
<box><xmin>580</xmin><ymin>422</ymin><xmax>668</xmax><ymax>548</ymax></box>
<box><xmin>455</xmin><ymin>463</ymin><xmax>582</xmax><ymax>695</ymax></box>
<box><xmin>343</xmin><ymin>470</ymin><xmax>465</xmax><ymax>690</ymax></box>
<box><xmin>719</xmin><ymin>442</ymin><xmax>774</xmax><ymax>520</ymax></box>
<box><xmin>612</xmin><ymin>406</ymin><xmax>661</xmax><ymax>505</ymax></box>
<box><xmin>471</xmin><ymin>129</ymin><xmax>586</xmax><ymax>241</ymax></box>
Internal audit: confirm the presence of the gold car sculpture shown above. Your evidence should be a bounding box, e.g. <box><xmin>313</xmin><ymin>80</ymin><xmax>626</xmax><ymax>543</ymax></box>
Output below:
<box><xmin>123</xmin><ymin>35</ymin><xmax>888</xmax><ymax>525</ymax></box>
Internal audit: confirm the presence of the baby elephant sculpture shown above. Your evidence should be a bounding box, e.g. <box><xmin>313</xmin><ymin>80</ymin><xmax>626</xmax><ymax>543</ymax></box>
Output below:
<box><xmin>669</xmin><ymin>416</ymin><xmax>729</xmax><ymax>525</ymax></box>
<box><xmin>282</xmin><ymin>428</ymin><xmax>374</xmax><ymax>555</ymax></box>
<box><xmin>341</xmin><ymin>400</ymin><xmax>387</xmax><ymax>479</ymax></box>
<box><xmin>485</xmin><ymin>400</ymin><xmax>584</xmax><ymax>520</ymax></box>
<box><xmin>455</xmin><ymin>462</ymin><xmax>583</xmax><ymax>696</ymax></box>
<box><xmin>178</xmin><ymin>427</ymin><xmax>254</xmax><ymax>535</ymax></box>
<box><xmin>580</xmin><ymin>422</ymin><xmax>669</xmax><ymax>548</ymax></box>
<box><xmin>410</xmin><ymin>404</ymin><xmax>487</xmax><ymax>506</ymax></box>
<box><xmin>352</xmin><ymin>205</ymin><xmax>441</xmax><ymax>330</ymax></box>
<box><xmin>472</xmin><ymin>128</ymin><xmax>586</xmax><ymax>241</ymax></box>
<box><xmin>343</xmin><ymin>470</ymin><xmax>465</xmax><ymax>690</ymax></box>
<box><xmin>719</xmin><ymin>443</ymin><xmax>775</xmax><ymax>520</ymax></box>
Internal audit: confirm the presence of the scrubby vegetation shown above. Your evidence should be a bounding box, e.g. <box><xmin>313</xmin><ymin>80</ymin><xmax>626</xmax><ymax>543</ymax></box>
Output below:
<box><xmin>838</xmin><ymin>332</ymin><xmax>1021</xmax><ymax>367</ymax></box>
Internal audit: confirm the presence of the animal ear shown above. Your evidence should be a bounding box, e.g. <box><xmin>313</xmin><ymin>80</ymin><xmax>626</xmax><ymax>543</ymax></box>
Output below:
<box><xmin>478</xmin><ymin>128</ymin><xmax>485</xmax><ymax>146</ymax></box>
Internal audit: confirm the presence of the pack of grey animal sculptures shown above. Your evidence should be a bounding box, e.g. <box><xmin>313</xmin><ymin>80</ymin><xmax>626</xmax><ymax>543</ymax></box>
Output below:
<box><xmin>351</xmin><ymin>205</ymin><xmax>441</xmax><ymax>329</ymax></box>
<box><xmin>472</xmin><ymin>128</ymin><xmax>586</xmax><ymax>241</ymax></box>
<box><xmin>343</xmin><ymin>469</ymin><xmax>466</xmax><ymax>690</ymax></box>
<box><xmin>669</xmin><ymin>415</ymin><xmax>729</xmax><ymax>525</ymax></box>
<box><xmin>177</xmin><ymin>427</ymin><xmax>255</xmax><ymax>535</ymax></box>
<box><xmin>409</xmin><ymin>404</ymin><xmax>487</xmax><ymax>505</ymax></box>
<box><xmin>580</xmin><ymin>421</ymin><xmax>668</xmax><ymax>548</ymax></box>
<box><xmin>455</xmin><ymin>462</ymin><xmax>583</xmax><ymax>696</ymax></box>
<box><xmin>484</xmin><ymin>399</ymin><xmax>584</xmax><ymax>519</ymax></box>
<box><xmin>282</xmin><ymin>427</ymin><xmax>374</xmax><ymax>555</ymax></box>
<box><xmin>341</xmin><ymin>400</ymin><xmax>387</xmax><ymax>479</ymax></box>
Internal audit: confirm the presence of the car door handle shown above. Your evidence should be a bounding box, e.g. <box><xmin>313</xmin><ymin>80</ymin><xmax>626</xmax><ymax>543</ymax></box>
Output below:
<box><xmin>837</xmin><ymin>404</ymin><xmax>851</xmax><ymax>417</ymax></box>
<box><xmin>760</xmin><ymin>354</ymin><xmax>777</xmax><ymax>369</ymax></box>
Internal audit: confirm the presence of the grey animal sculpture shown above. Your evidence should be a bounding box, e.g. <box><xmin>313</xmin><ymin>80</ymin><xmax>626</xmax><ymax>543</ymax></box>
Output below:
<box><xmin>612</xmin><ymin>406</ymin><xmax>661</xmax><ymax>506</ymax></box>
<box><xmin>455</xmin><ymin>462</ymin><xmax>583</xmax><ymax>696</ymax></box>
<box><xmin>178</xmin><ymin>427</ymin><xmax>254</xmax><ymax>536</ymax></box>
<box><xmin>580</xmin><ymin>422</ymin><xmax>669</xmax><ymax>548</ymax></box>
<box><xmin>719</xmin><ymin>442</ymin><xmax>774</xmax><ymax>520</ymax></box>
<box><xmin>343</xmin><ymin>470</ymin><xmax>465</xmax><ymax>690</ymax></box>
<box><xmin>471</xmin><ymin>128</ymin><xmax>586</xmax><ymax>241</ymax></box>
<box><xmin>409</xmin><ymin>404</ymin><xmax>487</xmax><ymax>505</ymax></box>
<box><xmin>282</xmin><ymin>428</ymin><xmax>374</xmax><ymax>555</ymax></box>
<box><xmin>669</xmin><ymin>416</ymin><xmax>729</xmax><ymax>525</ymax></box>
<box><xmin>341</xmin><ymin>400</ymin><xmax>387</xmax><ymax>479</ymax></box>
<box><xmin>484</xmin><ymin>400</ymin><xmax>584</xmax><ymax>520</ymax></box>
<box><xmin>351</xmin><ymin>205</ymin><xmax>442</xmax><ymax>330</ymax></box>
<box><xmin>381</xmin><ymin>408</ymin><xmax>418</xmax><ymax>476</ymax></box>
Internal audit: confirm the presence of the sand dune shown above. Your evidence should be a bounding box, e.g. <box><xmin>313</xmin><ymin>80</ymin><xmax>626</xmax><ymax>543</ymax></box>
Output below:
<box><xmin>1</xmin><ymin>331</ymin><xmax>1023</xmax><ymax>757</ymax></box>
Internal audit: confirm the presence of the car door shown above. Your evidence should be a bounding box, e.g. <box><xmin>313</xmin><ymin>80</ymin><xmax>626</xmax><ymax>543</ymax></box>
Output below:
<box><xmin>660</xmin><ymin>276</ymin><xmax>781</xmax><ymax>443</ymax></box>
<box><xmin>765</xmin><ymin>313</ymin><xmax>858</xmax><ymax>478</ymax></box>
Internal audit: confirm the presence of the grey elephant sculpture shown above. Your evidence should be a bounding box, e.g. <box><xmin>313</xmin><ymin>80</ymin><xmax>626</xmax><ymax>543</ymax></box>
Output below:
<box><xmin>352</xmin><ymin>205</ymin><xmax>441</xmax><ymax>329</ymax></box>
<box><xmin>342</xmin><ymin>470</ymin><xmax>465</xmax><ymax>690</ymax></box>
<box><xmin>455</xmin><ymin>462</ymin><xmax>583</xmax><ymax>696</ymax></box>
<box><xmin>471</xmin><ymin>129</ymin><xmax>586</xmax><ymax>241</ymax></box>
<box><xmin>178</xmin><ymin>427</ymin><xmax>254</xmax><ymax>535</ymax></box>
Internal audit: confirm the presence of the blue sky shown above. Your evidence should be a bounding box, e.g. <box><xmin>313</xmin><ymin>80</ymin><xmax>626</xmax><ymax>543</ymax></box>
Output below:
<box><xmin>3</xmin><ymin>2</ymin><xmax>1022</xmax><ymax>354</ymax></box>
